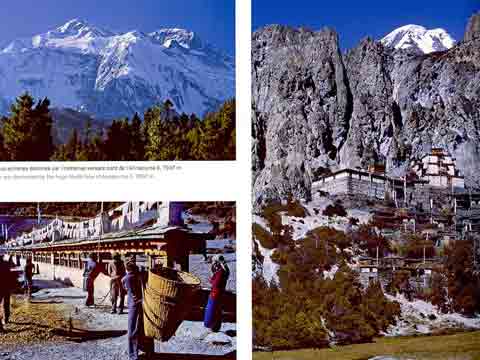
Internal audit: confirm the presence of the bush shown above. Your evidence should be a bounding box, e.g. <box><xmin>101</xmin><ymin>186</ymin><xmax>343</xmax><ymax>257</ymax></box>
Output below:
<box><xmin>323</xmin><ymin>201</ymin><xmax>347</xmax><ymax>218</ymax></box>
<box><xmin>429</xmin><ymin>271</ymin><xmax>448</xmax><ymax>313</ymax></box>
<box><xmin>444</xmin><ymin>240</ymin><xmax>480</xmax><ymax>316</ymax></box>
<box><xmin>285</xmin><ymin>200</ymin><xmax>308</xmax><ymax>218</ymax></box>
<box><xmin>386</xmin><ymin>270</ymin><xmax>414</xmax><ymax>299</ymax></box>
<box><xmin>351</xmin><ymin>224</ymin><xmax>391</xmax><ymax>258</ymax></box>
<box><xmin>404</xmin><ymin>235</ymin><xmax>435</xmax><ymax>259</ymax></box>
<box><xmin>253</xmin><ymin>223</ymin><xmax>276</xmax><ymax>250</ymax></box>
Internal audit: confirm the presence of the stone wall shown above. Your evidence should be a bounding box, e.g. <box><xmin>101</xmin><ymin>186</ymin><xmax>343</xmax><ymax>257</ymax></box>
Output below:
<box><xmin>349</xmin><ymin>176</ymin><xmax>386</xmax><ymax>199</ymax></box>
<box><xmin>313</xmin><ymin>174</ymin><xmax>350</xmax><ymax>198</ymax></box>
<box><xmin>313</xmin><ymin>171</ymin><xmax>388</xmax><ymax>200</ymax></box>
<box><xmin>408</xmin><ymin>184</ymin><xmax>452</xmax><ymax>211</ymax></box>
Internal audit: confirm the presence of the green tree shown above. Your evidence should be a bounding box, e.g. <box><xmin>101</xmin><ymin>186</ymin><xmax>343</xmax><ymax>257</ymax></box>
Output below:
<box><xmin>2</xmin><ymin>93</ymin><xmax>55</xmax><ymax>160</ymax></box>
<box><xmin>198</xmin><ymin>99</ymin><xmax>235</xmax><ymax>160</ymax></box>
<box><xmin>130</xmin><ymin>113</ymin><xmax>145</xmax><ymax>160</ymax></box>
<box><xmin>145</xmin><ymin>106</ymin><xmax>169</xmax><ymax>160</ymax></box>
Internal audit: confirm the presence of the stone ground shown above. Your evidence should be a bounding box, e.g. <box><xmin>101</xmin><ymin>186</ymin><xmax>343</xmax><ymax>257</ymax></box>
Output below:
<box><xmin>0</xmin><ymin>280</ymin><xmax>236</xmax><ymax>360</ymax></box>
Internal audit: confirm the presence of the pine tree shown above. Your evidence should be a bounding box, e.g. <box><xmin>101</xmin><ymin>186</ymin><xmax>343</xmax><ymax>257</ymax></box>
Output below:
<box><xmin>90</xmin><ymin>129</ymin><xmax>105</xmax><ymax>161</ymax></box>
<box><xmin>145</xmin><ymin>106</ymin><xmax>167</xmax><ymax>160</ymax></box>
<box><xmin>130</xmin><ymin>113</ymin><xmax>145</xmax><ymax>160</ymax></box>
<box><xmin>65</xmin><ymin>128</ymin><xmax>80</xmax><ymax>160</ymax></box>
<box><xmin>104</xmin><ymin>120</ymin><xmax>124</xmax><ymax>160</ymax></box>
<box><xmin>2</xmin><ymin>93</ymin><xmax>54</xmax><ymax>160</ymax></box>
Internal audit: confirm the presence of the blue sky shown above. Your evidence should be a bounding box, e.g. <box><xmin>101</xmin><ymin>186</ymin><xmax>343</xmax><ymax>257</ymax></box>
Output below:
<box><xmin>0</xmin><ymin>0</ymin><xmax>235</xmax><ymax>55</ymax></box>
<box><xmin>253</xmin><ymin>0</ymin><xmax>478</xmax><ymax>50</ymax></box>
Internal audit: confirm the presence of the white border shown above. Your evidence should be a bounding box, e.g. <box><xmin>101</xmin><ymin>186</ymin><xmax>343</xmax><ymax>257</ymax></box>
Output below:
<box><xmin>236</xmin><ymin>0</ymin><xmax>253</xmax><ymax>359</ymax></box>
<box><xmin>0</xmin><ymin>1</ymin><xmax>252</xmax><ymax>358</ymax></box>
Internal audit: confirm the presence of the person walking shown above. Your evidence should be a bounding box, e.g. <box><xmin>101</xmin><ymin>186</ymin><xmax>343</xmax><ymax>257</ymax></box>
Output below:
<box><xmin>121</xmin><ymin>261</ymin><xmax>153</xmax><ymax>360</ymax></box>
<box><xmin>84</xmin><ymin>253</ymin><xmax>103</xmax><ymax>307</ymax></box>
<box><xmin>108</xmin><ymin>253</ymin><xmax>126</xmax><ymax>314</ymax></box>
<box><xmin>0</xmin><ymin>256</ymin><xmax>16</xmax><ymax>332</ymax></box>
<box><xmin>24</xmin><ymin>257</ymin><xmax>36</xmax><ymax>299</ymax></box>
<box><xmin>203</xmin><ymin>255</ymin><xmax>230</xmax><ymax>334</ymax></box>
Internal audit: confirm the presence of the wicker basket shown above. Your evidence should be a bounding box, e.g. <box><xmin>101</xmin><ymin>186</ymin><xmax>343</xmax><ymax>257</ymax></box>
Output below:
<box><xmin>143</xmin><ymin>268</ymin><xmax>200</xmax><ymax>341</ymax></box>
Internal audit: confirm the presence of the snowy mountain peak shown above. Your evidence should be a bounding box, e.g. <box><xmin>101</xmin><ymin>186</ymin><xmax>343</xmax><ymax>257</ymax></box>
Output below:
<box><xmin>55</xmin><ymin>18</ymin><xmax>115</xmax><ymax>38</ymax></box>
<box><xmin>381</xmin><ymin>24</ymin><xmax>455</xmax><ymax>54</ymax></box>
<box><xmin>149</xmin><ymin>28</ymin><xmax>202</xmax><ymax>50</ymax></box>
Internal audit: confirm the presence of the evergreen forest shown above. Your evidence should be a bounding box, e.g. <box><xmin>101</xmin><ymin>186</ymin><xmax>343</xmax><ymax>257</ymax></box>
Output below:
<box><xmin>0</xmin><ymin>93</ymin><xmax>235</xmax><ymax>161</ymax></box>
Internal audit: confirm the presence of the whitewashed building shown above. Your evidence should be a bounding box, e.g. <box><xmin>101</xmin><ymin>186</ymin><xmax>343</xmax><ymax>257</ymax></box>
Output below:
<box><xmin>410</xmin><ymin>148</ymin><xmax>465</xmax><ymax>190</ymax></box>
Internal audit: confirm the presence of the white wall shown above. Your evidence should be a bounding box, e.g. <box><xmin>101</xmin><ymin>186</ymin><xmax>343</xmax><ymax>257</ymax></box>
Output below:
<box><xmin>22</xmin><ymin>259</ymin><xmax>111</xmax><ymax>301</ymax></box>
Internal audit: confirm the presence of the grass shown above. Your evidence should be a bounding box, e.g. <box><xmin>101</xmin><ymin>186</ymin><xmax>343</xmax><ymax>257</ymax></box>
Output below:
<box><xmin>253</xmin><ymin>331</ymin><xmax>480</xmax><ymax>360</ymax></box>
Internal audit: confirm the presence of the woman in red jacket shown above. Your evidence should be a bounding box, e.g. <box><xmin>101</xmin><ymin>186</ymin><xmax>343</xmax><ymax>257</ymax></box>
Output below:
<box><xmin>203</xmin><ymin>255</ymin><xmax>230</xmax><ymax>333</ymax></box>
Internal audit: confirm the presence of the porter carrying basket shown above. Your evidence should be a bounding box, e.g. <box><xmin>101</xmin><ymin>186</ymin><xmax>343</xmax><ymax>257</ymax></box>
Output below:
<box><xmin>143</xmin><ymin>267</ymin><xmax>200</xmax><ymax>341</ymax></box>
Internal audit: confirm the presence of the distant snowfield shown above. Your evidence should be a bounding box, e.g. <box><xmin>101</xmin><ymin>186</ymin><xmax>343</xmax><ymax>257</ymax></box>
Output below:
<box><xmin>384</xmin><ymin>293</ymin><xmax>480</xmax><ymax>336</ymax></box>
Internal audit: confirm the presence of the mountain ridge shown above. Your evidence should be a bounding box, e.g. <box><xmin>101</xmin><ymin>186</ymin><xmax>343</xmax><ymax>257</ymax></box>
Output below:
<box><xmin>0</xmin><ymin>19</ymin><xmax>235</xmax><ymax>119</ymax></box>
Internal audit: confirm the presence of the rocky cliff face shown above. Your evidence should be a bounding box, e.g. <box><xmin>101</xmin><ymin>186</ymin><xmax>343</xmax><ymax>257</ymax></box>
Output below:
<box><xmin>465</xmin><ymin>12</ymin><xmax>480</xmax><ymax>42</ymax></box>
<box><xmin>252</xmin><ymin>22</ymin><xmax>480</xmax><ymax>205</ymax></box>
<box><xmin>252</xmin><ymin>25</ymin><xmax>350</xmax><ymax>203</ymax></box>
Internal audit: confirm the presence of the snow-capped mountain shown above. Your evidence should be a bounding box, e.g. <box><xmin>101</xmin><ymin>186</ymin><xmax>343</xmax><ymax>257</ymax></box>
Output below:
<box><xmin>381</xmin><ymin>24</ymin><xmax>455</xmax><ymax>54</ymax></box>
<box><xmin>0</xmin><ymin>19</ymin><xmax>235</xmax><ymax>118</ymax></box>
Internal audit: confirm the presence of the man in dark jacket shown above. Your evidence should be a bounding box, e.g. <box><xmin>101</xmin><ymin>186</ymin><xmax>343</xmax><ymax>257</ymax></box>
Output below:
<box><xmin>121</xmin><ymin>261</ymin><xmax>153</xmax><ymax>360</ymax></box>
<box><xmin>24</xmin><ymin>257</ymin><xmax>36</xmax><ymax>299</ymax></box>
<box><xmin>84</xmin><ymin>253</ymin><xmax>103</xmax><ymax>307</ymax></box>
<box><xmin>0</xmin><ymin>256</ymin><xmax>16</xmax><ymax>332</ymax></box>
<box><xmin>108</xmin><ymin>253</ymin><xmax>126</xmax><ymax>314</ymax></box>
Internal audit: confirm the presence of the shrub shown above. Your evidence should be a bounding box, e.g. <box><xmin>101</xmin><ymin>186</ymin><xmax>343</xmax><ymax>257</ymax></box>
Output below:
<box><xmin>386</xmin><ymin>270</ymin><xmax>414</xmax><ymax>299</ymax></box>
<box><xmin>323</xmin><ymin>201</ymin><xmax>347</xmax><ymax>218</ymax></box>
<box><xmin>404</xmin><ymin>235</ymin><xmax>435</xmax><ymax>259</ymax></box>
<box><xmin>351</xmin><ymin>224</ymin><xmax>391</xmax><ymax>258</ymax></box>
<box><xmin>429</xmin><ymin>271</ymin><xmax>448</xmax><ymax>313</ymax></box>
<box><xmin>444</xmin><ymin>240</ymin><xmax>480</xmax><ymax>316</ymax></box>
<box><xmin>253</xmin><ymin>223</ymin><xmax>275</xmax><ymax>250</ymax></box>
<box><xmin>348</xmin><ymin>217</ymin><xmax>360</xmax><ymax>226</ymax></box>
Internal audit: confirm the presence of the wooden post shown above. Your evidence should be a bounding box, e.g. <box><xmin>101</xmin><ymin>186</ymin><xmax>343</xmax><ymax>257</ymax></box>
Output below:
<box><xmin>51</xmin><ymin>252</ymin><xmax>55</xmax><ymax>280</ymax></box>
